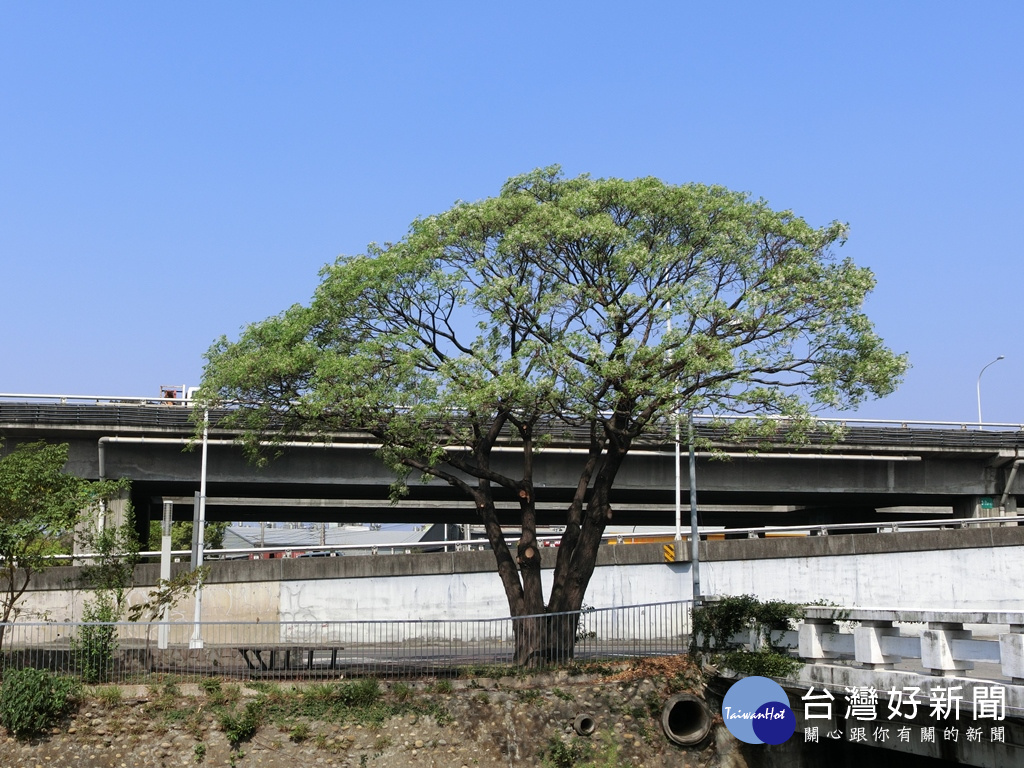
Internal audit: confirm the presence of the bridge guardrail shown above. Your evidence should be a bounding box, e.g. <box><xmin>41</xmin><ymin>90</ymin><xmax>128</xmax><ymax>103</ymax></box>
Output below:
<box><xmin>795</xmin><ymin>606</ymin><xmax>1024</xmax><ymax>687</ymax></box>
<box><xmin>4</xmin><ymin>396</ymin><xmax>1024</xmax><ymax>449</ymax></box>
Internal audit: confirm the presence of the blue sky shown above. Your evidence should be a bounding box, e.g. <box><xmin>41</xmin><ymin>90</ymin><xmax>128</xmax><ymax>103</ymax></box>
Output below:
<box><xmin>2</xmin><ymin>2</ymin><xmax>1021</xmax><ymax>425</ymax></box>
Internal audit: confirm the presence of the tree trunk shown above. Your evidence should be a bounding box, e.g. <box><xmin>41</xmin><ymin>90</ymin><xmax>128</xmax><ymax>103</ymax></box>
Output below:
<box><xmin>511</xmin><ymin>610</ymin><xmax>582</xmax><ymax>667</ymax></box>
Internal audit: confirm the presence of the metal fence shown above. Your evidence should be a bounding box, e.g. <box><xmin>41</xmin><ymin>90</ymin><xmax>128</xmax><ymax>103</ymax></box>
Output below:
<box><xmin>0</xmin><ymin>600</ymin><xmax>691</xmax><ymax>684</ymax></box>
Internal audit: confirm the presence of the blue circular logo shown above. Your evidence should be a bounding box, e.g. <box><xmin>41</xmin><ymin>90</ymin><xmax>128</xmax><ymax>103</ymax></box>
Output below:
<box><xmin>722</xmin><ymin>677</ymin><xmax>796</xmax><ymax>744</ymax></box>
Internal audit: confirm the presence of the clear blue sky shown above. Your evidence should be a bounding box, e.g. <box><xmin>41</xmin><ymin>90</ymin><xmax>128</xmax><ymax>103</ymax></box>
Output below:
<box><xmin>2</xmin><ymin>2</ymin><xmax>1021</xmax><ymax>424</ymax></box>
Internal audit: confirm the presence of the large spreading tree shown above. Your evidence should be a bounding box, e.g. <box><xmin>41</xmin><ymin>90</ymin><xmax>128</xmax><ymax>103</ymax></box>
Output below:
<box><xmin>200</xmin><ymin>167</ymin><xmax>907</xmax><ymax>664</ymax></box>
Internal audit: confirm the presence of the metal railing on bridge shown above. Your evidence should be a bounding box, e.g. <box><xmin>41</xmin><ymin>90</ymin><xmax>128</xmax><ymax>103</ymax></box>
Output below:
<box><xmin>4</xmin><ymin>392</ymin><xmax>1024</xmax><ymax>450</ymax></box>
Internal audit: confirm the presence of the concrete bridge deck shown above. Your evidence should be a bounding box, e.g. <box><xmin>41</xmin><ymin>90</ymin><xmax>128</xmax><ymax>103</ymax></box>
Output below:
<box><xmin>2</xmin><ymin>397</ymin><xmax>1024</xmax><ymax>535</ymax></box>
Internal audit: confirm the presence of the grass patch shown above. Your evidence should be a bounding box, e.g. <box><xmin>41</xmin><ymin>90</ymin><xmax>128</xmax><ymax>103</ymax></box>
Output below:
<box><xmin>390</xmin><ymin>682</ymin><xmax>412</xmax><ymax>702</ymax></box>
<box><xmin>428</xmin><ymin>679</ymin><xmax>453</xmax><ymax>694</ymax></box>
<box><xmin>457</xmin><ymin>663</ymin><xmax>523</xmax><ymax>679</ymax></box>
<box><xmin>94</xmin><ymin>685</ymin><xmax>124</xmax><ymax>709</ymax></box>
<box><xmin>250</xmin><ymin>677</ymin><xmax>452</xmax><ymax>729</ymax></box>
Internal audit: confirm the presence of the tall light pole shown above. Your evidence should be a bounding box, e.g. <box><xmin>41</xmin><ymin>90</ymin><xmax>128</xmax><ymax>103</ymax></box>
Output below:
<box><xmin>190</xmin><ymin>409</ymin><xmax>209</xmax><ymax>649</ymax></box>
<box><xmin>977</xmin><ymin>356</ymin><xmax>1005</xmax><ymax>427</ymax></box>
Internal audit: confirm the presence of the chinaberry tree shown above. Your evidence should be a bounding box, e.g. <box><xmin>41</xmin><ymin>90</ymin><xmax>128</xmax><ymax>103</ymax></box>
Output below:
<box><xmin>199</xmin><ymin>167</ymin><xmax>907</xmax><ymax>664</ymax></box>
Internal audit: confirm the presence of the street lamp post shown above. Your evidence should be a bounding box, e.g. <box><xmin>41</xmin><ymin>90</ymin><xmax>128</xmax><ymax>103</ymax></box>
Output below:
<box><xmin>977</xmin><ymin>356</ymin><xmax>1005</xmax><ymax>427</ymax></box>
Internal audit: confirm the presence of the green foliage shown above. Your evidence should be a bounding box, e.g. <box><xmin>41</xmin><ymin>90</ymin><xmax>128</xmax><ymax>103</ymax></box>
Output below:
<box><xmin>198</xmin><ymin>677</ymin><xmax>239</xmax><ymax>707</ymax></box>
<box><xmin>719</xmin><ymin>649</ymin><xmax>802</xmax><ymax>677</ymax></box>
<box><xmin>429</xmin><ymin>679</ymin><xmax>453</xmax><ymax>694</ymax></box>
<box><xmin>0</xmin><ymin>442</ymin><xmax>123</xmax><ymax>637</ymax></box>
<box><xmin>217</xmin><ymin>699</ymin><xmax>263</xmax><ymax>745</ymax></box>
<box><xmin>516</xmin><ymin>688</ymin><xmax>542</xmax><ymax>703</ymax></box>
<box><xmin>0</xmin><ymin>668</ymin><xmax>81</xmax><ymax>739</ymax></box>
<box><xmin>77</xmin><ymin>506</ymin><xmax>140</xmax><ymax>598</ymax></box>
<box><xmin>543</xmin><ymin>731</ymin><xmax>624</xmax><ymax>768</ymax></box>
<box><xmin>94</xmin><ymin>685</ymin><xmax>124</xmax><ymax>709</ymax></box>
<box><xmin>199</xmin><ymin>167</ymin><xmax>908</xmax><ymax>654</ymax></box>
<box><xmin>74</xmin><ymin>592</ymin><xmax>118</xmax><ymax>683</ymax></box>
<box><xmin>692</xmin><ymin>595</ymin><xmax>804</xmax><ymax>677</ymax></box>
<box><xmin>390</xmin><ymin>682</ymin><xmax>412</xmax><ymax>702</ymax></box>
<box><xmin>576</xmin><ymin>603</ymin><xmax>597</xmax><ymax>641</ymax></box>
<box><xmin>75</xmin><ymin>506</ymin><xmax>141</xmax><ymax>683</ymax></box>
<box><xmin>147</xmin><ymin>520</ymin><xmax>229</xmax><ymax>553</ymax></box>
<box><xmin>125</xmin><ymin>567</ymin><xmax>208</xmax><ymax>622</ymax></box>
<box><xmin>543</xmin><ymin>735</ymin><xmax>593</xmax><ymax>768</ymax></box>
<box><xmin>252</xmin><ymin>677</ymin><xmax>451</xmax><ymax>729</ymax></box>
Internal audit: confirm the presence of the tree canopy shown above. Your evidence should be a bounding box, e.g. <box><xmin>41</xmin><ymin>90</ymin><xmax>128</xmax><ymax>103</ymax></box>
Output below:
<box><xmin>200</xmin><ymin>167</ymin><xmax>907</xmax><ymax>661</ymax></box>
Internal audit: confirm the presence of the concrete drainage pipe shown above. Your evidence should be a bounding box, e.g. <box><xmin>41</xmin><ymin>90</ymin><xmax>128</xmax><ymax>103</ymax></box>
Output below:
<box><xmin>573</xmin><ymin>714</ymin><xmax>597</xmax><ymax>736</ymax></box>
<box><xmin>661</xmin><ymin>693</ymin><xmax>713</xmax><ymax>746</ymax></box>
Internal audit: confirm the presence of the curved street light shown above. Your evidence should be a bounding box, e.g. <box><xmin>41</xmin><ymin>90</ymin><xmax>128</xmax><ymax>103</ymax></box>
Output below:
<box><xmin>977</xmin><ymin>355</ymin><xmax>1005</xmax><ymax>427</ymax></box>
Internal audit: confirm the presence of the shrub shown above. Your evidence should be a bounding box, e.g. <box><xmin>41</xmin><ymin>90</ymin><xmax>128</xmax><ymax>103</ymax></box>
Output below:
<box><xmin>691</xmin><ymin>595</ymin><xmax>803</xmax><ymax>677</ymax></box>
<box><xmin>74</xmin><ymin>594</ymin><xmax>118</xmax><ymax>684</ymax></box>
<box><xmin>217</xmin><ymin>700</ymin><xmax>263</xmax><ymax>745</ymax></box>
<box><xmin>0</xmin><ymin>668</ymin><xmax>81</xmax><ymax>739</ymax></box>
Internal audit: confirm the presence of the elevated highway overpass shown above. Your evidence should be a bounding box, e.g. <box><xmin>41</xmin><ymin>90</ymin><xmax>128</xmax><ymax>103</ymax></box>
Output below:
<box><xmin>2</xmin><ymin>394</ymin><xmax>1023</xmax><ymax>538</ymax></box>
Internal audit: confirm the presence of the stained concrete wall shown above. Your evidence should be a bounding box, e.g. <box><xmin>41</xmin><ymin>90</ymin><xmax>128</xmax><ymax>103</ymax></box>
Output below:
<box><xmin>9</xmin><ymin>527</ymin><xmax>1023</xmax><ymax>625</ymax></box>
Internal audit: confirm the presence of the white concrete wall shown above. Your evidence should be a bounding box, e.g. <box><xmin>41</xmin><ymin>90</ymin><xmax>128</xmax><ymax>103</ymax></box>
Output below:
<box><xmin>13</xmin><ymin>542</ymin><xmax>1023</xmax><ymax>627</ymax></box>
<box><xmin>695</xmin><ymin>544</ymin><xmax>1022</xmax><ymax>610</ymax></box>
<box><xmin>252</xmin><ymin>542</ymin><xmax>1024</xmax><ymax>624</ymax></box>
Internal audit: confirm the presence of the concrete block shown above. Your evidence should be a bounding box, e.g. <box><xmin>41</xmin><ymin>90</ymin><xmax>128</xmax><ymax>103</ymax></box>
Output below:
<box><xmin>998</xmin><ymin>629</ymin><xmax>1024</xmax><ymax>682</ymax></box>
<box><xmin>921</xmin><ymin>625</ymin><xmax>974</xmax><ymax>675</ymax></box>
<box><xmin>854</xmin><ymin>622</ymin><xmax>901</xmax><ymax>667</ymax></box>
<box><xmin>799</xmin><ymin>621</ymin><xmax>840</xmax><ymax>660</ymax></box>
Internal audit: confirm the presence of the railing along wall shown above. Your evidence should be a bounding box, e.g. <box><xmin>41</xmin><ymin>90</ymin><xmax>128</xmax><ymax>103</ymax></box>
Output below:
<box><xmin>0</xmin><ymin>600</ymin><xmax>690</xmax><ymax>684</ymax></box>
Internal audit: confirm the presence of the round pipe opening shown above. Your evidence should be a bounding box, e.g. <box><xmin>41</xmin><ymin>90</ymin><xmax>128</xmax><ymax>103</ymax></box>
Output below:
<box><xmin>661</xmin><ymin>693</ymin><xmax>713</xmax><ymax>746</ymax></box>
<box><xmin>573</xmin><ymin>714</ymin><xmax>597</xmax><ymax>736</ymax></box>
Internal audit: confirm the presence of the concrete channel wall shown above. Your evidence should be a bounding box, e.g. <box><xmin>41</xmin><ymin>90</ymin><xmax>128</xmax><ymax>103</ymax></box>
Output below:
<box><xmin>11</xmin><ymin>527</ymin><xmax>1024</xmax><ymax>625</ymax></box>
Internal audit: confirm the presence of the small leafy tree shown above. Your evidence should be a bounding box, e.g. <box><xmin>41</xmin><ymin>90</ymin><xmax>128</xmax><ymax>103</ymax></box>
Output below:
<box><xmin>76</xmin><ymin>508</ymin><xmax>208</xmax><ymax>680</ymax></box>
<box><xmin>0</xmin><ymin>441</ymin><xmax>122</xmax><ymax>652</ymax></box>
<box><xmin>200</xmin><ymin>167</ymin><xmax>907</xmax><ymax>665</ymax></box>
<box><xmin>74</xmin><ymin>508</ymin><xmax>140</xmax><ymax>683</ymax></box>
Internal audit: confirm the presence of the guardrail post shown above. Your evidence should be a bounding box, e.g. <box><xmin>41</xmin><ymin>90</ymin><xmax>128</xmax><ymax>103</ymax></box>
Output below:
<box><xmin>999</xmin><ymin>624</ymin><xmax>1024</xmax><ymax>684</ymax></box>
<box><xmin>799</xmin><ymin>618</ymin><xmax>840</xmax><ymax>661</ymax></box>
<box><xmin>854</xmin><ymin>620</ymin><xmax>900</xmax><ymax>669</ymax></box>
<box><xmin>921</xmin><ymin>622</ymin><xmax>973</xmax><ymax>676</ymax></box>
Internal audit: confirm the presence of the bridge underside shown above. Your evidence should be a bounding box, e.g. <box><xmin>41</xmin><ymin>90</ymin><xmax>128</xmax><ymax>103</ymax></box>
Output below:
<box><xmin>2</xmin><ymin>402</ymin><xmax>1022</xmax><ymax>538</ymax></box>
<box><xmin>134</xmin><ymin>479</ymin><xmax>963</xmax><ymax>530</ymax></box>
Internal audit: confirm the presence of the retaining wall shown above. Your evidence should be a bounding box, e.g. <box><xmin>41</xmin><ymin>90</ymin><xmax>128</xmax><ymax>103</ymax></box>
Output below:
<box><xmin>10</xmin><ymin>527</ymin><xmax>1023</xmax><ymax>623</ymax></box>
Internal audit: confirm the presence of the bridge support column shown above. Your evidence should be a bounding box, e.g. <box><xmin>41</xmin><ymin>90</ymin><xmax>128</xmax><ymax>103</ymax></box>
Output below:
<box><xmin>999</xmin><ymin>625</ymin><xmax>1024</xmax><ymax>685</ymax></box>
<box><xmin>854</xmin><ymin>620</ymin><xmax>901</xmax><ymax>669</ymax></box>
<box><xmin>955</xmin><ymin>495</ymin><xmax>1003</xmax><ymax>520</ymax></box>
<box><xmin>921</xmin><ymin>622</ymin><xmax>974</xmax><ymax>677</ymax></box>
<box><xmin>72</xmin><ymin>487</ymin><xmax>131</xmax><ymax>563</ymax></box>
